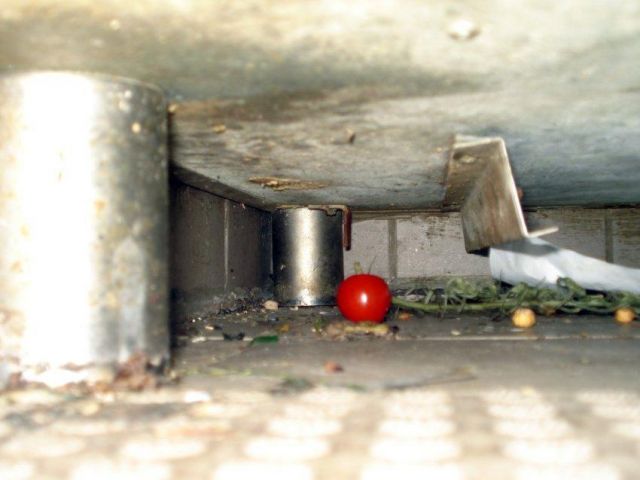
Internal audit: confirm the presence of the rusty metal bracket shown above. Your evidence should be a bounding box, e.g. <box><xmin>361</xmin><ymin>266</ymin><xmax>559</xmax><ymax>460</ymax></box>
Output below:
<box><xmin>444</xmin><ymin>135</ymin><xmax>557</xmax><ymax>253</ymax></box>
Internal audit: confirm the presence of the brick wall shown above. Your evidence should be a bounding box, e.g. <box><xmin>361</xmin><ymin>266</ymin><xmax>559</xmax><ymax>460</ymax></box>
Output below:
<box><xmin>345</xmin><ymin>208</ymin><xmax>640</xmax><ymax>285</ymax></box>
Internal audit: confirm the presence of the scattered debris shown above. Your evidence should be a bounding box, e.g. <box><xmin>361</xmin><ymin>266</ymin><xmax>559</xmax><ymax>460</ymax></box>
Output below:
<box><xmin>448</xmin><ymin>18</ymin><xmax>480</xmax><ymax>40</ymax></box>
<box><xmin>615</xmin><ymin>307</ymin><xmax>636</xmax><ymax>324</ymax></box>
<box><xmin>264</xmin><ymin>300</ymin><xmax>279</xmax><ymax>311</ymax></box>
<box><xmin>212</xmin><ymin>124</ymin><xmax>227</xmax><ymax>133</ymax></box>
<box><xmin>110</xmin><ymin>353</ymin><xmax>158</xmax><ymax>391</ymax></box>
<box><xmin>277</xmin><ymin>323</ymin><xmax>291</xmax><ymax>333</ymax></box>
<box><xmin>324</xmin><ymin>361</ymin><xmax>344</xmax><ymax>374</ymax></box>
<box><xmin>323</xmin><ymin>321</ymin><xmax>392</xmax><ymax>339</ymax></box>
<box><xmin>324</xmin><ymin>322</ymin><xmax>344</xmax><ymax>337</ymax></box>
<box><xmin>344</xmin><ymin>323</ymin><xmax>390</xmax><ymax>337</ymax></box>
<box><xmin>450</xmin><ymin>329</ymin><xmax>462</xmax><ymax>336</ymax></box>
<box><xmin>398</xmin><ymin>311</ymin><xmax>412</xmax><ymax>321</ymax></box>
<box><xmin>313</xmin><ymin>317</ymin><xmax>329</xmax><ymax>333</ymax></box>
<box><xmin>511</xmin><ymin>308</ymin><xmax>536</xmax><ymax>328</ymax></box>
<box><xmin>249</xmin><ymin>176</ymin><xmax>329</xmax><ymax>191</ymax></box>
<box><xmin>250</xmin><ymin>335</ymin><xmax>279</xmax><ymax>345</ymax></box>
<box><xmin>191</xmin><ymin>336</ymin><xmax>206</xmax><ymax>344</ymax></box>
<box><xmin>346</xmin><ymin>128</ymin><xmax>356</xmax><ymax>144</ymax></box>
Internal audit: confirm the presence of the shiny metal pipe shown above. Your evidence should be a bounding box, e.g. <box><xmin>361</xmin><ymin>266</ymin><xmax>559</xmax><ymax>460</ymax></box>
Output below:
<box><xmin>273</xmin><ymin>208</ymin><xmax>344</xmax><ymax>306</ymax></box>
<box><xmin>0</xmin><ymin>72</ymin><xmax>169</xmax><ymax>386</ymax></box>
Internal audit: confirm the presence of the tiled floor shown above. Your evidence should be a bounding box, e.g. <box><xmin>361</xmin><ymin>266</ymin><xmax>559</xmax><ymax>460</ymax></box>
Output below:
<box><xmin>1</xmin><ymin>306</ymin><xmax>639</xmax><ymax>479</ymax></box>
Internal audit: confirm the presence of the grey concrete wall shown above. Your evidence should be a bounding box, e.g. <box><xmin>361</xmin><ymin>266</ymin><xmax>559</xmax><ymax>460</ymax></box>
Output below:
<box><xmin>170</xmin><ymin>181</ymin><xmax>271</xmax><ymax>318</ymax></box>
<box><xmin>345</xmin><ymin>208</ymin><xmax>640</xmax><ymax>285</ymax></box>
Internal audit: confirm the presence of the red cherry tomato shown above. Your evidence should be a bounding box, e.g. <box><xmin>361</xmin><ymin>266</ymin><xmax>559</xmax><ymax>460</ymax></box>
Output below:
<box><xmin>336</xmin><ymin>274</ymin><xmax>391</xmax><ymax>323</ymax></box>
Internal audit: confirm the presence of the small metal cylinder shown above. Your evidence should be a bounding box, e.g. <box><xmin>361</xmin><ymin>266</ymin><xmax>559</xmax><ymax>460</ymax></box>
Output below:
<box><xmin>0</xmin><ymin>72</ymin><xmax>169</xmax><ymax>386</ymax></box>
<box><xmin>273</xmin><ymin>208</ymin><xmax>344</xmax><ymax>306</ymax></box>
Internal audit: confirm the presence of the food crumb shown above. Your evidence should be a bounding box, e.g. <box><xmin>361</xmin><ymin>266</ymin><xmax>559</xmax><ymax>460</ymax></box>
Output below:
<box><xmin>512</xmin><ymin>308</ymin><xmax>536</xmax><ymax>328</ymax></box>
<box><xmin>324</xmin><ymin>361</ymin><xmax>344</xmax><ymax>374</ymax></box>
<box><xmin>264</xmin><ymin>300</ymin><xmax>279</xmax><ymax>311</ymax></box>
<box><xmin>615</xmin><ymin>307</ymin><xmax>636</xmax><ymax>324</ymax></box>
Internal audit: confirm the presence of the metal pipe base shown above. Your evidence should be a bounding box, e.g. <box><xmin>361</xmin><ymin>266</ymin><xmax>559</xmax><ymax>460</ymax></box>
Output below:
<box><xmin>273</xmin><ymin>208</ymin><xmax>344</xmax><ymax>306</ymax></box>
<box><xmin>0</xmin><ymin>72</ymin><xmax>169</xmax><ymax>387</ymax></box>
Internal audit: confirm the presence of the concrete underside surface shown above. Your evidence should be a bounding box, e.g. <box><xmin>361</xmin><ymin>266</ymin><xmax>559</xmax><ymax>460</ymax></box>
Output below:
<box><xmin>1</xmin><ymin>307</ymin><xmax>639</xmax><ymax>479</ymax></box>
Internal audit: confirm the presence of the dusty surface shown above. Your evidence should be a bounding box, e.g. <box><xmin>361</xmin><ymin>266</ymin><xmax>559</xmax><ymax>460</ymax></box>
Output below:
<box><xmin>2</xmin><ymin>1</ymin><xmax>639</xmax><ymax>100</ymax></box>
<box><xmin>1</xmin><ymin>307</ymin><xmax>639</xmax><ymax>479</ymax></box>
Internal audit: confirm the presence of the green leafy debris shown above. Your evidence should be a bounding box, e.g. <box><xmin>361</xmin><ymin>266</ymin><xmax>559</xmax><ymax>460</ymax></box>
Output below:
<box><xmin>250</xmin><ymin>335</ymin><xmax>279</xmax><ymax>345</ymax></box>
<box><xmin>393</xmin><ymin>277</ymin><xmax>640</xmax><ymax>315</ymax></box>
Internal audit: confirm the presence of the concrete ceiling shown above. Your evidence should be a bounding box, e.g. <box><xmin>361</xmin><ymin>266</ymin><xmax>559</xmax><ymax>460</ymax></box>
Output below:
<box><xmin>1</xmin><ymin>0</ymin><xmax>639</xmax><ymax>210</ymax></box>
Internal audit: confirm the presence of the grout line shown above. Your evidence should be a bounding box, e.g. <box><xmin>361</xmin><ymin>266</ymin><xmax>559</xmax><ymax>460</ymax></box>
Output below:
<box><xmin>604</xmin><ymin>209</ymin><xmax>614</xmax><ymax>263</ymax></box>
<box><xmin>223</xmin><ymin>199</ymin><xmax>230</xmax><ymax>291</ymax></box>
<box><xmin>388</xmin><ymin>219</ymin><xmax>398</xmax><ymax>280</ymax></box>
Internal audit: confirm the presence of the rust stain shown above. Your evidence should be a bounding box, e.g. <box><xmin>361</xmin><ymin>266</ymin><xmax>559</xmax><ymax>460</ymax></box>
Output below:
<box><xmin>20</xmin><ymin>225</ymin><xmax>29</xmax><ymax>237</ymax></box>
<box><xmin>249</xmin><ymin>176</ymin><xmax>328</xmax><ymax>191</ymax></box>
<box><xmin>10</xmin><ymin>261</ymin><xmax>22</xmax><ymax>273</ymax></box>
